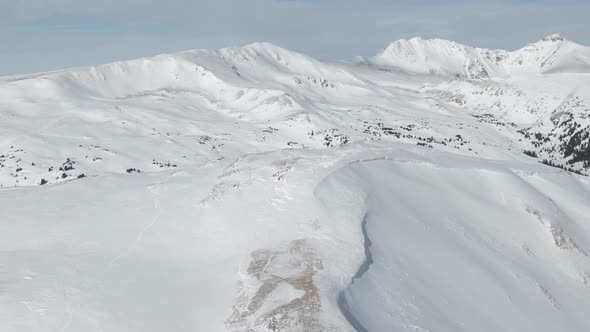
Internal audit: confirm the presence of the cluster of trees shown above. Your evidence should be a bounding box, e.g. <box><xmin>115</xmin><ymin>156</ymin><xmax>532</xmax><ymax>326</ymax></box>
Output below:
<box><xmin>563</xmin><ymin>129</ymin><xmax>590</xmax><ymax>167</ymax></box>
<box><xmin>541</xmin><ymin>159</ymin><xmax>584</xmax><ymax>175</ymax></box>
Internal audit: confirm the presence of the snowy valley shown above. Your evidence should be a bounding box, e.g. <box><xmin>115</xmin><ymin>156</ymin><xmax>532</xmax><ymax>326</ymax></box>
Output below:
<box><xmin>1</xmin><ymin>34</ymin><xmax>590</xmax><ymax>331</ymax></box>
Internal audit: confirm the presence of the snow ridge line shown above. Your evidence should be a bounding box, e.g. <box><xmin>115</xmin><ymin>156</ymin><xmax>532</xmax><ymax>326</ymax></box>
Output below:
<box><xmin>337</xmin><ymin>213</ymin><xmax>373</xmax><ymax>332</ymax></box>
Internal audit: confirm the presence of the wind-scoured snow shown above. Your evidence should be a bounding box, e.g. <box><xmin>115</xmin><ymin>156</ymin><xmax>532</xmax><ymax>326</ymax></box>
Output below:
<box><xmin>1</xmin><ymin>35</ymin><xmax>590</xmax><ymax>332</ymax></box>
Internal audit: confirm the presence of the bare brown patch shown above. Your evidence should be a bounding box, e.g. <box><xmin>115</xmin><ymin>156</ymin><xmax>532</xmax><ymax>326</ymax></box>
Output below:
<box><xmin>226</xmin><ymin>239</ymin><xmax>327</xmax><ymax>331</ymax></box>
<box><xmin>526</xmin><ymin>207</ymin><xmax>586</xmax><ymax>256</ymax></box>
<box><xmin>550</xmin><ymin>225</ymin><xmax>577</xmax><ymax>250</ymax></box>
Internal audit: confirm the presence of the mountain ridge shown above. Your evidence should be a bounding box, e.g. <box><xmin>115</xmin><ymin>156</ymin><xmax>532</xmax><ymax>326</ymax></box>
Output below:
<box><xmin>3</xmin><ymin>34</ymin><xmax>589</xmax><ymax>81</ymax></box>
<box><xmin>1</xmin><ymin>34</ymin><xmax>589</xmax><ymax>189</ymax></box>
<box><xmin>372</xmin><ymin>34</ymin><xmax>590</xmax><ymax>77</ymax></box>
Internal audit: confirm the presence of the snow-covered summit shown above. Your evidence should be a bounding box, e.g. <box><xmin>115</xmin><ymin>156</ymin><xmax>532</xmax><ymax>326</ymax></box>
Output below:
<box><xmin>371</xmin><ymin>37</ymin><xmax>500</xmax><ymax>78</ymax></box>
<box><xmin>541</xmin><ymin>33</ymin><xmax>567</xmax><ymax>43</ymax></box>
<box><xmin>371</xmin><ymin>34</ymin><xmax>590</xmax><ymax>77</ymax></box>
<box><xmin>508</xmin><ymin>34</ymin><xmax>590</xmax><ymax>74</ymax></box>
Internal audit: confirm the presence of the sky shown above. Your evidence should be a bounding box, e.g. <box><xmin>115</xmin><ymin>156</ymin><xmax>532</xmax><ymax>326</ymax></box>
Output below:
<box><xmin>1</xmin><ymin>0</ymin><xmax>589</xmax><ymax>76</ymax></box>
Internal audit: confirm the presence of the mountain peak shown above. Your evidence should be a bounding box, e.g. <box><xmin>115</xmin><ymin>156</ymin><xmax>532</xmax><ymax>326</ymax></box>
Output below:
<box><xmin>371</xmin><ymin>37</ymin><xmax>485</xmax><ymax>77</ymax></box>
<box><xmin>383</xmin><ymin>37</ymin><xmax>463</xmax><ymax>51</ymax></box>
<box><xmin>371</xmin><ymin>34</ymin><xmax>590</xmax><ymax>76</ymax></box>
<box><xmin>240</xmin><ymin>42</ymin><xmax>287</xmax><ymax>52</ymax></box>
<box><xmin>540</xmin><ymin>33</ymin><xmax>567</xmax><ymax>43</ymax></box>
<box><xmin>222</xmin><ymin>42</ymin><xmax>311</xmax><ymax>64</ymax></box>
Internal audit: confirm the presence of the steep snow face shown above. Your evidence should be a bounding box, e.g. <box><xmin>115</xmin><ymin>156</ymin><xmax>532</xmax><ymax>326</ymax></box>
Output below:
<box><xmin>1</xmin><ymin>36</ymin><xmax>590</xmax><ymax>332</ymax></box>
<box><xmin>372</xmin><ymin>34</ymin><xmax>590</xmax><ymax>77</ymax></box>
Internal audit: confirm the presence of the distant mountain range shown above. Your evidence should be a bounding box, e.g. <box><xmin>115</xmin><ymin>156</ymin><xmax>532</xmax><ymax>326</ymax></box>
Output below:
<box><xmin>372</xmin><ymin>34</ymin><xmax>590</xmax><ymax>77</ymax></box>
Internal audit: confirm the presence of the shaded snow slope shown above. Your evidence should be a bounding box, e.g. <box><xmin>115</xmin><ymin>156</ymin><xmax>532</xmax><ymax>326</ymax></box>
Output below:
<box><xmin>319</xmin><ymin>153</ymin><xmax>590</xmax><ymax>331</ymax></box>
<box><xmin>1</xmin><ymin>36</ymin><xmax>590</xmax><ymax>331</ymax></box>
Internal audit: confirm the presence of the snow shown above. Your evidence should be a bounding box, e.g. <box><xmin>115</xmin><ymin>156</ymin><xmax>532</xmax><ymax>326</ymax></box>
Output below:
<box><xmin>321</xmin><ymin>154</ymin><xmax>590</xmax><ymax>331</ymax></box>
<box><xmin>1</xmin><ymin>35</ymin><xmax>590</xmax><ymax>331</ymax></box>
<box><xmin>372</xmin><ymin>34</ymin><xmax>590</xmax><ymax>77</ymax></box>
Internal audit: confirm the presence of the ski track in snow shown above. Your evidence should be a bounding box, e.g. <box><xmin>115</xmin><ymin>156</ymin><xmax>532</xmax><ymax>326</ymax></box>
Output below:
<box><xmin>103</xmin><ymin>184</ymin><xmax>162</xmax><ymax>274</ymax></box>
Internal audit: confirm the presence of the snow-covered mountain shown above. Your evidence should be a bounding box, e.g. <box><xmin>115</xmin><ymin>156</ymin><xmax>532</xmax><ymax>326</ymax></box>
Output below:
<box><xmin>1</xmin><ymin>35</ymin><xmax>590</xmax><ymax>332</ymax></box>
<box><xmin>372</xmin><ymin>33</ymin><xmax>590</xmax><ymax>77</ymax></box>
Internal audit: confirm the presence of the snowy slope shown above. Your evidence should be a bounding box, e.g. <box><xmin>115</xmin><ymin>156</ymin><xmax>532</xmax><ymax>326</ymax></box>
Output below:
<box><xmin>1</xmin><ymin>35</ymin><xmax>590</xmax><ymax>332</ymax></box>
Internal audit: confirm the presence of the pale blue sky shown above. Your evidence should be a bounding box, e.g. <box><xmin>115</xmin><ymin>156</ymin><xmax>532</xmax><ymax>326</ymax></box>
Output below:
<box><xmin>1</xmin><ymin>0</ymin><xmax>589</xmax><ymax>76</ymax></box>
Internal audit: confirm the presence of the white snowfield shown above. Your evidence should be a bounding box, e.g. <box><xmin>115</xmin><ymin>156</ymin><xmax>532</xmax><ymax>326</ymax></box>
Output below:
<box><xmin>1</xmin><ymin>35</ymin><xmax>590</xmax><ymax>331</ymax></box>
